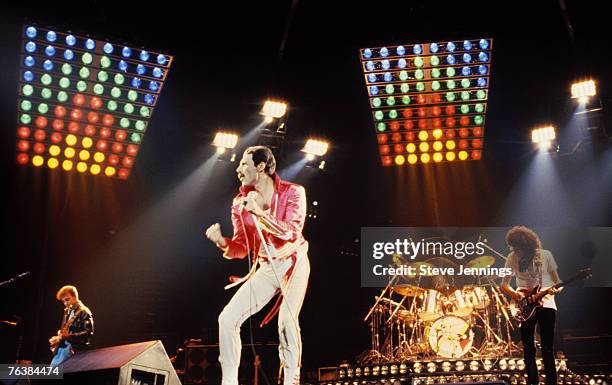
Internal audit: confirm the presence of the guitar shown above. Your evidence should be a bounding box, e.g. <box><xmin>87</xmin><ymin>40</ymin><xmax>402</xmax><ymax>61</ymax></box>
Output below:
<box><xmin>49</xmin><ymin>307</ymin><xmax>82</xmax><ymax>354</ymax></box>
<box><xmin>510</xmin><ymin>268</ymin><xmax>592</xmax><ymax>322</ymax></box>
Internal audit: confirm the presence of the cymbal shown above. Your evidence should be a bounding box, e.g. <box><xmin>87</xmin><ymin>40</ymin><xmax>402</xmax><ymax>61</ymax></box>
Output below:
<box><xmin>391</xmin><ymin>285</ymin><xmax>423</xmax><ymax>297</ymax></box>
<box><xmin>375</xmin><ymin>296</ymin><xmax>406</xmax><ymax>310</ymax></box>
<box><xmin>425</xmin><ymin>257</ymin><xmax>459</xmax><ymax>269</ymax></box>
<box><xmin>466</xmin><ymin>255</ymin><xmax>496</xmax><ymax>269</ymax></box>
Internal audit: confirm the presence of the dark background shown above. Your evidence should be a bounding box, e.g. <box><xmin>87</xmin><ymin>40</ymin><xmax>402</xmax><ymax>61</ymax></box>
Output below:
<box><xmin>1</xmin><ymin>0</ymin><xmax>611</xmax><ymax>378</ymax></box>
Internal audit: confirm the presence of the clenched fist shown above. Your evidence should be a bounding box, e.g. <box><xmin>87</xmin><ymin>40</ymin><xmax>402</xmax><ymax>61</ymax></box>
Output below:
<box><xmin>205</xmin><ymin>223</ymin><xmax>226</xmax><ymax>247</ymax></box>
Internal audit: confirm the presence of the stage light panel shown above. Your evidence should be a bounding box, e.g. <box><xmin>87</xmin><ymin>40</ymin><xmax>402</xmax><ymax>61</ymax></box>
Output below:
<box><xmin>570</xmin><ymin>79</ymin><xmax>596</xmax><ymax>102</ymax></box>
<box><xmin>531</xmin><ymin>125</ymin><xmax>556</xmax><ymax>150</ymax></box>
<box><xmin>16</xmin><ymin>25</ymin><xmax>173</xmax><ymax>179</ymax></box>
<box><xmin>261</xmin><ymin>100</ymin><xmax>288</xmax><ymax>121</ymax></box>
<box><xmin>360</xmin><ymin>38</ymin><xmax>493</xmax><ymax>165</ymax></box>
<box><xmin>212</xmin><ymin>131</ymin><xmax>239</xmax><ymax>153</ymax></box>
<box><xmin>302</xmin><ymin>138</ymin><xmax>329</xmax><ymax>157</ymax></box>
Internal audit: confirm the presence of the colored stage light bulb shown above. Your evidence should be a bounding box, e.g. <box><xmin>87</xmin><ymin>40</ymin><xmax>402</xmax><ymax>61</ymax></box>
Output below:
<box><xmin>406</xmin><ymin>143</ymin><xmax>416</xmax><ymax>153</ymax></box>
<box><xmin>446</xmin><ymin>67</ymin><xmax>456</xmax><ymax>77</ymax></box>
<box><xmin>478</xmin><ymin>65</ymin><xmax>488</xmax><ymax>75</ymax></box>
<box><xmin>363</xmin><ymin>48</ymin><xmax>372</xmax><ymax>58</ymax></box>
<box><xmin>149</xmin><ymin>81</ymin><xmax>159</xmax><ymax>91</ymax></box>
<box><xmin>379</xmin><ymin>47</ymin><xmax>389</xmax><ymax>57</ymax></box>
<box><xmin>446</xmin><ymin>42</ymin><xmax>456</xmax><ymax>52</ymax></box>
<box><xmin>462</xmin><ymin>66</ymin><xmax>471</xmax><ymax>76</ymax></box>
<box><xmin>474</xmin><ymin>115</ymin><xmax>484</xmax><ymax>125</ymax></box>
<box><xmin>461</xmin><ymin>78</ymin><xmax>471</xmax><ymax>88</ymax></box>
<box><xmin>97</xmin><ymin>71</ymin><xmax>109</xmax><ymax>82</ymax></box>
<box><xmin>64</xmin><ymin>49</ymin><xmax>74</xmax><ymax>60</ymax></box>
<box><xmin>397</xmin><ymin>58</ymin><xmax>407</xmax><ymax>68</ymax></box>
<box><xmin>460</xmin><ymin>105</ymin><xmax>470</xmax><ymax>114</ymax></box>
<box><xmin>416</xmin><ymin>83</ymin><xmax>425</xmax><ymax>92</ymax></box>
<box><xmin>414</xmin><ymin>57</ymin><xmax>424</xmax><ymax>67</ymax></box>
<box><xmin>385</xmin><ymin>84</ymin><xmax>394</xmax><ymax>94</ymax></box>
<box><xmin>402</xmin><ymin>95</ymin><xmax>410</xmax><ymax>104</ymax></box>
<box><xmin>152</xmin><ymin>67</ymin><xmax>163</xmax><ymax>78</ymax></box>
<box><xmin>100</xmin><ymin>56</ymin><xmax>111</xmax><ymax>68</ymax></box>
<box><xmin>430</xmin><ymin>42</ymin><xmax>439</xmax><ymax>53</ymax></box>
<box><xmin>122</xmin><ymin>46</ymin><xmax>132</xmax><ymax>57</ymax></box>
<box><xmin>381</xmin><ymin>60</ymin><xmax>390</xmax><ymax>70</ymax></box>
<box><xmin>25</xmin><ymin>41</ymin><xmax>36</xmax><ymax>53</ymax></box>
<box><xmin>41</xmin><ymin>88</ymin><xmax>52</xmax><ymax>99</ymax></box>
<box><xmin>413</xmin><ymin>44</ymin><xmax>422</xmax><ymax>54</ymax></box>
<box><xmin>388</xmin><ymin>110</ymin><xmax>398</xmax><ymax>119</ymax></box>
<box><xmin>46</xmin><ymin>31</ymin><xmax>57</xmax><ymax>42</ymax></box>
<box><xmin>461</xmin><ymin>91</ymin><xmax>470</xmax><ymax>100</ymax></box>
<box><xmin>37</xmin><ymin>103</ymin><xmax>49</xmax><ymax>114</ymax></box>
<box><xmin>43</xmin><ymin>59</ymin><xmax>54</xmax><ymax>71</ymax></box>
<box><xmin>90</xmin><ymin>164</ymin><xmax>101</xmax><ymax>175</ymax></box>
<box><xmin>366</xmin><ymin>61</ymin><xmax>375</xmax><ymax>71</ymax></box>
<box><xmin>384</xmin><ymin>72</ymin><xmax>392</xmax><ymax>82</ymax></box>
<box><xmin>415</xmin><ymin>69</ymin><xmax>424</xmax><ymax>79</ymax></box>
<box><xmin>157</xmin><ymin>54</ymin><xmax>167</xmax><ymax>65</ymax></box>
<box><xmin>22</xmin><ymin>84</ymin><xmax>34</xmax><ymax>96</ymax></box>
<box><xmin>82</xmin><ymin>52</ymin><xmax>93</xmax><ymax>65</ymax></box>
<box><xmin>462</xmin><ymin>53</ymin><xmax>472</xmax><ymax>63</ymax></box>
<box><xmin>396</xmin><ymin>45</ymin><xmax>406</xmax><ymax>55</ymax></box>
<box><xmin>76</xmin><ymin>81</ymin><xmax>87</xmax><ymax>92</ymax></box>
<box><xmin>400</xmin><ymin>83</ymin><xmax>409</xmax><ymax>93</ymax></box>
<box><xmin>124</xmin><ymin>103</ymin><xmax>135</xmax><ymax>114</ymax></box>
<box><xmin>135</xmin><ymin>120</ymin><xmax>146</xmax><ymax>131</ymax></box>
<box><xmin>114</xmin><ymin>73</ymin><xmax>125</xmax><ymax>85</ymax></box>
<box><xmin>463</xmin><ymin>40</ymin><xmax>472</xmax><ymax>50</ymax></box>
<box><xmin>477</xmin><ymin>78</ymin><xmax>487</xmax><ymax>87</ymax></box>
<box><xmin>371</xmin><ymin>98</ymin><xmax>382</xmax><ymax>107</ymax></box>
<box><xmin>130</xmin><ymin>133</ymin><xmax>141</xmax><ymax>143</ymax></box>
<box><xmin>110</xmin><ymin>87</ymin><xmax>121</xmax><ymax>99</ymax></box>
<box><xmin>430</xmin><ymin>55</ymin><xmax>440</xmax><ymax>66</ymax></box>
<box><xmin>446</xmin><ymin>80</ymin><xmax>456</xmax><ymax>89</ymax></box>
<box><xmin>79</xmin><ymin>67</ymin><xmax>90</xmax><ymax>78</ymax></box>
<box><xmin>367</xmin><ymin>74</ymin><xmax>377</xmax><ymax>83</ymax></box>
<box><xmin>93</xmin><ymin>84</ymin><xmax>104</xmax><ymax>95</ymax></box>
<box><xmin>127</xmin><ymin>90</ymin><xmax>138</xmax><ymax>101</ymax></box>
<box><xmin>478</xmin><ymin>52</ymin><xmax>488</xmax><ymax>62</ymax></box>
<box><xmin>136</xmin><ymin>64</ymin><xmax>146</xmax><ymax>75</ymax></box>
<box><xmin>23</xmin><ymin>71</ymin><xmax>34</xmax><ymax>82</ymax></box>
<box><xmin>85</xmin><ymin>39</ymin><xmax>95</xmax><ymax>50</ymax></box>
<box><xmin>475</xmin><ymin>103</ymin><xmax>485</xmax><ymax>113</ymax></box>
<box><xmin>103</xmin><ymin>43</ymin><xmax>114</xmax><ymax>54</ymax></box>
<box><xmin>77</xmin><ymin>162</ymin><xmax>87</xmax><ymax>173</ymax></box>
<box><xmin>118</xmin><ymin>60</ymin><xmax>129</xmax><ymax>72</ymax></box>
<box><xmin>107</xmin><ymin>100</ymin><xmax>118</xmax><ymax>111</ymax></box>
<box><xmin>477</xmin><ymin>90</ymin><xmax>486</xmax><ymax>99</ymax></box>
<box><xmin>446</xmin><ymin>55</ymin><xmax>456</xmax><ymax>65</ymax></box>
<box><xmin>432</xmin><ymin>68</ymin><xmax>441</xmax><ymax>78</ymax></box>
<box><xmin>479</xmin><ymin>39</ymin><xmax>489</xmax><ymax>49</ymax></box>
<box><xmin>386</xmin><ymin>96</ymin><xmax>396</xmax><ymax>106</ymax></box>
<box><xmin>374</xmin><ymin>111</ymin><xmax>384</xmax><ymax>120</ymax></box>
<box><xmin>399</xmin><ymin>71</ymin><xmax>408</xmax><ymax>81</ymax></box>
<box><xmin>48</xmin><ymin>158</ymin><xmax>59</xmax><ymax>169</ymax></box>
<box><xmin>26</xmin><ymin>26</ymin><xmax>37</xmax><ymax>38</ymax></box>
<box><xmin>140</xmin><ymin>50</ymin><xmax>150</xmax><ymax>61</ymax></box>
<box><xmin>446</xmin><ymin>92</ymin><xmax>456</xmax><ymax>102</ymax></box>
<box><xmin>24</xmin><ymin>56</ymin><xmax>35</xmax><ymax>67</ymax></box>
<box><xmin>394</xmin><ymin>155</ymin><xmax>405</xmax><ymax>165</ymax></box>
<box><xmin>131</xmin><ymin>77</ymin><xmax>142</xmax><ymax>88</ymax></box>
<box><xmin>65</xmin><ymin>34</ymin><xmax>76</xmax><ymax>46</ymax></box>
<box><xmin>20</xmin><ymin>100</ymin><xmax>32</xmax><ymax>111</ymax></box>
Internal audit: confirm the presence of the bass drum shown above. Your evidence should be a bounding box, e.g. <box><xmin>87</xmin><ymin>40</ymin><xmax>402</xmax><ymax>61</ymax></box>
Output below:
<box><xmin>426</xmin><ymin>315</ymin><xmax>474</xmax><ymax>358</ymax></box>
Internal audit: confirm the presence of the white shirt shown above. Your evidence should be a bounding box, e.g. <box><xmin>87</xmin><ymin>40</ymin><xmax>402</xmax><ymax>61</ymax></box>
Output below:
<box><xmin>505</xmin><ymin>249</ymin><xmax>559</xmax><ymax>310</ymax></box>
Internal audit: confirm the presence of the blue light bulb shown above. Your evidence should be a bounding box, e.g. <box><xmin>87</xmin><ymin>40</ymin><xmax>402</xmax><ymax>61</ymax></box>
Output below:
<box><xmin>479</xmin><ymin>39</ymin><xmax>489</xmax><ymax>50</ymax></box>
<box><xmin>379</xmin><ymin>47</ymin><xmax>389</xmax><ymax>57</ymax></box>
<box><xmin>396</xmin><ymin>45</ymin><xmax>406</xmax><ymax>56</ymax></box>
<box><xmin>462</xmin><ymin>66</ymin><xmax>471</xmax><ymax>76</ymax></box>
<box><xmin>144</xmin><ymin>94</ymin><xmax>155</xmax><ymax>105</ymax></box>
<box><xmin>23</xmin><ymin>71</ymin><xmax>34</xmax><ymax>82</ymax></box>
<box><xmin>85</xmin><ymin>39</ymin><xmax>95</xmax><ymax>50</ymax></box>
<box><xmin>46</xmin><ymin>31</ymin><xmax>57</xmax><ymax>42</ymax></box>
<box><xmin>43</xmin><ymin>60</ymin><xmax>54</xmax><ymax>71</ymax></box>
<box><xmin>148</xmin><ymin>81</ymin><xmax>159</xmax><ymax>91</ymax></box>
<box><xmin>477</xmin><ymin>78</ymin><xmax>487</xmax><ymax>87</ymax></box>
<box><xmin>65</xmin><ymin>35</ymin><xmax>76</xmax><ymax>46</ymax></box>
<box><xmin>366</xmin><ymin>61</ymin><xmax>375</xmax><ymax>71</ymax></box>
<box><xmin>118</xmin><ymin>60</ymin><xmax>128</xmax><ymax>72</ymax></box>
<box><xmin>446</xmin><ymin>42</ymin><xmax>456</xmax><ymax>52</ymax></box>
<box><xmin>478</xmin><ymin>52</ymin><xmax>489</xmax><ymax>62</ymax></box>
<box><xmin>152</xmin><ymin>67</ymin><xmax>163</xmax><ymax>78</ymax></box>
<box><xmin>131</xmin><ymin>77</ymin><xmax>142</xmax><ymax>88</ymax></box>
<box><xmin>430</xmin><ymin>43</ymin><xmax>439</xmax><ymax>53</ymax></box>
<box><xmin>136</xmin><ymin>64</ymin><xmax>146</xmax><ymax>75</ymax></box>
<box><xmin>413</xmin><ymin>44</ymin><xmax>422</xmax><ymax>55</ymax></box>
<box><xmin>157</xmin><ymin>54</ymin><xmax>167</xmax><ymax>65</ymax></box>
<box><xmin>140</xmin><ymin>50</ymin><xmax>150</xmax><ymax>61</ymax></box>
<box><xmin>103</xmin><ymin>43</ymin><xmax>114</xmax><ymax>54</ymax></box>
<box><xmin>383</xmin><ymin>72</ymin><xmax>392</xmax><ymax>82</ymax></box>
<box><xmin>397</xmin><ymin>58</ymin><xmax>407</xmax><ymax>68</ymax></box>
<box><xmin>381</xmin><ymin>60</ymin><xmax>390</xmax><ymax>70</ymax></box>
<box><xmin>25</xmin><ymin>41</ymin><xmax>36</xmax><ymax>53</ymax></box>
<box><xmin>478</xmin><ymin>65</ymin><xmax>488</xmax><ymax>75</ymax></box>
<box><xmin>367</xmin><ymin>74</ymin><xmax>377</xmax><ymax>83</ymax></box>
<box><xmin>446</xmin><ymin>55</ymin><xmax>456</xmax><ymax>65</ymax></box>
<box><xmin>370</xmin><ymin>86</ymin><xmax>379</xmax><ymax>95</ymax></box>
<box><xmin>363</xmin><ymin>48</ymin><xmax>372</xmax><ymax>58</ymax></box>
<box><xmin>463</xmin><ymin>40</ymin><xmax>473</xmax><ymax>50</ymax></box>
<box><xmin>122</xmin><ymin>46</ymin><xmax>132</xmax><ymax>57</ymax></box>
<box><xmin>463</xmin><ymin>53</ymin><xmax>472</xmax><ymax>63</ymax></box>
<box><xmin>64</xmin><ymin>49</ymin><xmax>74</xmax><ymax>60</ymax></box>
<box><xmin>25</xmin><ymin>26</ymin><xmax>37</xmax><ymax>38</ymax></box>
<box><xmin>24</xmin><ymin>56</ymin><xmax>35</xmax><ymax>67</ymax></box>
<box><xmin>45</xmin><ymin>45</ymin><xmax>56</xmax><ymax>56</ymax></box>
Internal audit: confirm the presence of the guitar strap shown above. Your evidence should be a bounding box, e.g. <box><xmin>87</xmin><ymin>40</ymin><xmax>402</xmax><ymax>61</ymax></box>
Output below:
<box><xmin>62</xmin><ymin>306</ymin><xmax>83</xmax><ymax>332</ymax></box>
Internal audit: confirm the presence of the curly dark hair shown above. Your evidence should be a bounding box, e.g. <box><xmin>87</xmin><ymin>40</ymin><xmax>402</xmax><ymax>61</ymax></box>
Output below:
<box><xmin>505</xmin><ymin>226</ymin><xmax>542</xmax><ymax>272</ymax></box>
<box><xmin>245</xmin><ymin>146</ymin><xmax>276</xmax><ymax>176</ymax></box>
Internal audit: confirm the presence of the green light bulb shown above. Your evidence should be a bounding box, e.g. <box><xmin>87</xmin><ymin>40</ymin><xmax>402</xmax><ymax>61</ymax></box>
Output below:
<box><xmin>20</xmin><ymin>100</ymin><xmax>32</xmax><ymax>111</ymax></box>
<box><xmin>100</xmin><ymin>56</ymin><xmax>111</xmax><ymax>68</ymax></box>
<box><xmin>477</xmin><ymin>90</ymin><xmax>486</xmax><ymax>100</ymax></box>
<box><xmin>432</xmin><ymin>68</ymin><xmax>441</xmax><ymax>78</ymax></box>
<box><xmin>79</xmin><ymin>67</ymin><xmax>90</xmax><ymax>79</ymax></box>
<box><xmin>402</xmin><ymin>95</ymin><xmax>411</xmax><ymax>104</ymax></box>
<box><xmin>97</xmin><ymin>71</ymin><xmax>109</xmax><ymax>82</ymax></box>
<box><xmin>430</xmin><ymin>56</ymin><xmax>440</xmax><ymax>66</ymax></box>
<box><xmin>446</xmin><ymin>92</ymin><xmax>456</xmax><ymax>102</ymax></box>
<box><xmin>111</xmin><ymin>87</ymin><xmax>122</xmax><ymax>98</ymax></box>
<box><xmin>59</xmin><ymin>77</ymin><xmax>70</xmax><ymax>89</ymax></box>
<box><xmin>446</xmin><ymin>80</ymin><xmax>456</xmax><ymax>90</ymax></box>
<box><xmin>385</xmin><ymin>84</ymin><xmax>394</xmax><ymax>94</ymax></box>
<box><xmin>446</xmin><ymin>67</ymin><xmax>456</xmax><ymax>77</ymax></box>
<box><xmin>399</xmin><ymin>71</ymin><xmax>408</xmax><ymax>81</ymax></box>
<box><xmin>372</xmin><ymin>98</ymin><xmax>382</xmax><ymax>107</ymax></box>
<box><xmin>114</xmin><ymin>74</ymin><xmax>125</xmax><ymax>85</ymax></box>
<box><xmin>388</xmin><ymin>110</ymin><xmax>398</xmax><ymax>119</ymax></box>
<box><xmin>41</xmin><ymin>74</ymin><xmax>52</xmax><ymax>86</ymax></box>
<box><xmin>386</xmin><ymin>97</ymin><xmax>395</xmax><ymax>106</ymax></box>
<box><xmin>414</xmin><ymin>57</ymin><xmax>424</xmax><ymax>67</ymax></box>
<box><xmin>41</xmin><ymin>88</ymin><xmax>52</xmax><ymax>99</ymax></box>
<box><xmin>82</xmin><ymin>52</ymin><xmax>93</xmax><ymax>65</ymax></box>
<box><xmin>377</xmin><ymin>122</ymin><xmax>386</xmax><ymax>132</ymax></box>
<box><xmin>76</xmin><ymin>81</ymin><xmax>87</xmax><ymax>92</ymax></box>
<box><xmin>93</xmin><ymin>84</ymin><xmax>104</xmax><ymax>95</ymax></box>
<box><xmin>107</xmin><ymin>100</ymin><xmax>118</xmax><ymax>111</ymax></box>
<box><xmin>57</xmin><ymin>91</ymin><xmax>68</xmax><ymax>103</ymax></box>
<box><xmin>474</xmin><ymin>115</ymin><xmax>484</xmax><ymax>125</ymax></box>
<box><xmin>120</xmin><ymin>118</ymin><xmax>130</xmax><ymax>128</ymax></box>
<box><xmin>22</xmin><ymin>84</ymin><xmax>34</xmax><ymax>96</ymax></box>
<box><xmin>127</xmin><ymin>90</ymin><xmax>138</xmax><ymax>101</ymax></box>
<box><xmin>461</xmin><ymin>79</ymin><xmax>471</xmax><ymax>88</ymax></box>
<box><xmin>374</xmin><ymin>111</ymin><xmax>384</xmax><ymax>120</ymax></box>
<box><xmin>461</xmin><ymin>91</ymin><xmax>470</xmax><ymax>100</ymax></box>
<box><xmin>415</xmin><ymin>69</ymin><xmax>424</xmax><ymax>80</ymax></box>
<box><xmin>124</xmin><ymin>103</ymin><xmax>135</xmax><ymax>114</ymax></box>
<box><xmin>38</xmin><ymin>103</ymin><xmax>49</xmax><ymax>114</ymax></box>
<box><xmin>432</xmin><ymin>81</ymin><xmax>441</xmax><ymax>91</ymax></box>
<box><xmin>460</xmin><ymin>105</ymin><xmax>470</xmax><ymax>114</ymax></box>
<box><xmin>475</xmin><ymin>103</ymin><xmax>485</xmax><ymax>113</ymax></box>
<box><xmin>20</xmin><ymin>114</ymin><xmax>31</xmax><ymax>124</ymax></box>
<box><xmin>135</xmin><ymin>120</ymin><xmax>146</xmax><ymax>131</ymax></box>
<box><xmin>61</xmin><ymin>63</ymin><xmax>72</xmax><ymax>75</ymax></box>
<box><xmin>130</xmin><ymin>133</ymin><xmax>141</xmax><ymax>143</ymax></box>
<box><xmin>400</xmin><ymin>83</ymin><xmax>409</xmax><ymax>93</ymax></box>
<box><xmin>416</xmin><ymin>82</ymin><xmax>425</xmax><ymax>92</ymax></box>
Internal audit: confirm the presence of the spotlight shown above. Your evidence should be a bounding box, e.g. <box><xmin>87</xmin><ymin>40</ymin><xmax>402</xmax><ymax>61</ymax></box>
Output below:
<box><xmin>441</xmin><ymin>362</ymin><xmax>451</xmax><ymax>372</ymax></box>
<box><xmin>426</xmin><ymin>362</ymin><xmax>436</xmax><ymax>373</ymax></box>
<box><xmin>531</xmin><ymin>126</ymin><xmax>556</xmax><ymax>149</ymax></box>
<box><xmin>212</xmin><ymin>131</ymin><xmax>238</xmax><ymax>152</ymax></box>
<box><xmin>571</xmin><ymin>80</ymin><xmax>596</xmax><ymax>103</ymax></box>
<box><xmin>469</xmin><ymin>360</ymin><xmax>479</xmax><ymax>371</ymax></box>
<box><xmin>261</xmin><ymin>100</ymin><xmax>288</xmax><ymax>120</ymax></box>
<box><xmin>303</xmin><ymin>138</ymin><xmax>330</xmax><ymax>157</ymax></box>
<box><xmin>413</xmin><ymin>362</ymin><xmax>423</xmax><ymax>374</ymax></box>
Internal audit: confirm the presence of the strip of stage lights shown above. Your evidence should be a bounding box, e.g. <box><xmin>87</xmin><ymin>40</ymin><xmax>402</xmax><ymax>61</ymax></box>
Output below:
<box><xmin>360</xmin><ymin>39</ymin><xmax>492</xmax><ymax>166</ymax></box>
<box><xmin>16</xmin><ymin>25</ymin><xmax>173</xmax><ymax>179</ymax></box>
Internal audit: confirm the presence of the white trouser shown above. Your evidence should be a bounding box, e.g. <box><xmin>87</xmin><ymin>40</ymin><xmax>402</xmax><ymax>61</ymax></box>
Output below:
<box><xmin>218</xmin><ymin>253</ymin><xmax>310</xmax><ymax>385</ymax></box>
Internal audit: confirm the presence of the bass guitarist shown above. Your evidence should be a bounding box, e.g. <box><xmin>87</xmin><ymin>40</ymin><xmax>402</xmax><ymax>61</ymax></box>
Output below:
<box><xmin>49</xmin><ymin>285</ymin><xmax>94</xmax><ymax>366</ymax></box>
<box><xmin>501</xmin><ymin>226</ymin><xmax>562</xmax><ymax>385</ymax></box>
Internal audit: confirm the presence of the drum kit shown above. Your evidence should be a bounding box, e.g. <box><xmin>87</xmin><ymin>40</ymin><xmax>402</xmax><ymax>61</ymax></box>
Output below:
<box><xmin>362</xmin><ymin>254</ymin><xmax>520</xmax><ymax>361</ymax></box>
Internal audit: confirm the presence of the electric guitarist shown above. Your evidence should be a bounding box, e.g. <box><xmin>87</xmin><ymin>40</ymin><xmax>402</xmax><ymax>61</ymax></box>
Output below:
<box><xmin>49</xmin><ymin>285</ymin><xmax>94</xmax><ymax>366</ymax></box>
<box><xmin>501</xmin><ymin>226</ymin><xmax>561</xmax><ymax>385</ymax></box>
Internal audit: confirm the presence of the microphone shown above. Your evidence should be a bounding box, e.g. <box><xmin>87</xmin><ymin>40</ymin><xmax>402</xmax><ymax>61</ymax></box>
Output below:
<box><xmin>17</xmin><ymin>272</ymin><xmax>30</xmax><ymax>279</ymax></box>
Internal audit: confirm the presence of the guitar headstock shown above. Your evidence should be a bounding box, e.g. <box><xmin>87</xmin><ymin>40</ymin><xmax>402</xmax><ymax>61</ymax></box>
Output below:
<box><xmin>577</xmin><ymin>268</ymin><xmax>593</xmax><ymax>281</ymax></box>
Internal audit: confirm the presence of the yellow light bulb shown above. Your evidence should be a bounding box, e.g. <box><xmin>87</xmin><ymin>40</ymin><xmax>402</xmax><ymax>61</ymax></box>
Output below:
<box><xmin>49</xmin><ymin>145</ymin><xmax>60</xmax><ymax>156</ymax></box>
<box><xmin>105</xmin><ymin>166</ymin><xmax>116</xmax><ymax>177</ymax></box>
<box><xmin>79</xmin><ymin>150</ymin><xmax>90</xmax><ymax>161</ymax></box>
<box><xmin>419</xmin><ymin>142</ymin><xmax>429</xmax><ymax>152</ymax></box>
<box><xmin>433</xmin><ymin>141</ymin><xmax>443</xmax><ymax>151</ymax></box>
<box><xmin>77</xmin><ymin>162</ymin><xmax>88</xmax><ymax>173</ymax></box>
<box><xmin>459</xmin><ymin>151</ymin><xmax>469</xmax><ymax>160</ymax></box>
<box><xmin>394</xmin><ymin>155</ymin><xmax>405</xmax><ymax>165</ymax></box>
<box><xmin>48</xmin><ymin>158</ymin><xmax>59</xmax><ymax>169</ymax></box>
<box><xmin>433</xmin><ymin>153</ymin><xmax>443</xmax><ymax>162</ymax></box>
<box><xmin>446</xmin><ymin>140</ymin><xmax>456</xmax><ymax>150</ymax></box>
<box><xmin>62</xmin><ymin>160</ymin><xmax>73</xmax><ymax>171</ymax></box>
<box><xmin>418</xmin><ymin>130</ymin><xmax>428</xmax><ymax>141</ymax></box>
<box><xmin>82</xmin><ymin>137</ymin><xmax>93</xmax><ymax>148</ymax></box>
<box><xmin>94</xmin><ymin>152</ymin><xmax>105</xmax><ymax>163</ymax></box>
<box><xmin>66</xmin><ymin>134</ymin><xmax>77</xmax><ymax>146</ymax></box>
<box><xmin>420</xmin><ymin>153</ymin><xmax>430</xmax><ymax>164</ymax></box>
<box><xmin>432</xmin><ymin>129</ymin><xmax>443</xmax><ymax>139</ymax></box>
<box><xmin>446</xmin><ymin>152</ymin><xmax>456</xmax><ymax>161</ymax></box>
<box><xmin>406</xmin><ymin>143</ymin><xmax>416</xmax><ymax>153</ymax></box>
<box><xmin>407</xmin><ymin>154</ymin><xmax>418</xmax><ymax>164</ymax></box>
<box><xmin>64</xmin><ymin>147</ymin><xmax>75</xmax><ymax>158</ymax></box>
<box><xmin>33</xmin><ymin>155</ymin><xmax>44</xmax><ymax>167</ymax></box>
<box><xmin>90</xmin><ymin>164</ymin><xmax>101</xmax><ymax>175</ymax></box>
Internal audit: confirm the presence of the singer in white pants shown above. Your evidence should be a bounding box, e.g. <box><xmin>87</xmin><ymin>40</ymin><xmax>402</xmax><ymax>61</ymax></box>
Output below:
<box><xmin>205</xmin><ymin>146</ymin><xmax>311</xmax><ymax>385</ymax></box>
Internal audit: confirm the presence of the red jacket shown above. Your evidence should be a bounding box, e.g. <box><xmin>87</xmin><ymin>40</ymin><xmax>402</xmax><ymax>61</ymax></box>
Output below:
<box><xmin>220</xmin><ymin>173</ymin><xmax>308</xmax><ymax>263</ymax></box>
